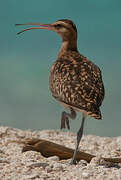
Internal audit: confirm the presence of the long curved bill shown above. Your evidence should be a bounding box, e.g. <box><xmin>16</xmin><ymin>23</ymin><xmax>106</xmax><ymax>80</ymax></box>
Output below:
<box><xmin>15</xmin><ymin>23</ymin><xmax>55</xmax><ymax>35</ymax></box>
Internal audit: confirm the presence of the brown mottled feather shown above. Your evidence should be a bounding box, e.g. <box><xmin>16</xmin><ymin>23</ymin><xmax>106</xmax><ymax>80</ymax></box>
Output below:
<box><xmin>49</xmin><ymin>51</ymin><xmax>104</xmax><ymax>119</ymax></box>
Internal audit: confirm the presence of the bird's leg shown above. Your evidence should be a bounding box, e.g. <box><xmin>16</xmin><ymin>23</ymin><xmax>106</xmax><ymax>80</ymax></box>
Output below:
<box><xmin>70</xmin><ymin>113</ymin><xmax>86</xmax><ymax>165</ymax></box>
<box><xmin>61</xmin><ymin>107</ymin><xmax>76</xmax><ymax>129</ymax></box>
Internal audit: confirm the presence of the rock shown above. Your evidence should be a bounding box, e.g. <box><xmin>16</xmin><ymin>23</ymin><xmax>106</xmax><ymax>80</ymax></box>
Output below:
<box><xmin>47</xmin><ymin>156</ymin><xmax>59</xmax><ymax>161</ymax></box>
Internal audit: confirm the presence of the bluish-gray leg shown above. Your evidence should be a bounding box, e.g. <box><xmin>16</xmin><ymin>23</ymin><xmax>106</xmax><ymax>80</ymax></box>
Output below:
<box><xmin>70</xmin><ymin>113</ymin><xmax>86</xmax><ymax>165</ymax></box>
<box><xmin>61</xmin><ymin>107</ymin><xmax>76</xmax><ymax>129</ymax></box>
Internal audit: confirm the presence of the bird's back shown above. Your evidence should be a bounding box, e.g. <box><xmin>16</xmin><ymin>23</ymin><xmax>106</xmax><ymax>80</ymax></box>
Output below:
<box><xmin>49</xmin><ymin>51</ymin><xmax>105</xmax><ymax>119</ymax></box>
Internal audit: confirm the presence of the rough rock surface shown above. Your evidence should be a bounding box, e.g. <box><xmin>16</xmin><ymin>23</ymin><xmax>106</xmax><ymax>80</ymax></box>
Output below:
<box><xmin>0</xmin><ymin>126</ymin><xmax>121</xmax><ymax>180</ymax></box>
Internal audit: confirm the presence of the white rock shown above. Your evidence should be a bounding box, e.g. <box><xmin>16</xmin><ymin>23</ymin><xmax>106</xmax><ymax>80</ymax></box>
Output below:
<box><xmin>47</xmin><ymin>156</ymin><xmax>59</xmax><ymax>161</ymax></box>
<box><xmin>82</xmin><ymin>172</ymin><xmax>89</xmax><ymax>178</ymax></box>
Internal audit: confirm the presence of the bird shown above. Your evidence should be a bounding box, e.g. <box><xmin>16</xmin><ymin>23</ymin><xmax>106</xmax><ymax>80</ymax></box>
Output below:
<box><xmin>16</xmin><ymin>19</ymin><xmax>105</xmax><ymax>165</ymax></box>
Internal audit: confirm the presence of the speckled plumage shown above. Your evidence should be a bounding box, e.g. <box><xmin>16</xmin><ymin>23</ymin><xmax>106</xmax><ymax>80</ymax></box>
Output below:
<box><xmin>49</xmin><ymin>50</ymin><xmax>104</xmax><ymax>119</ymax></box>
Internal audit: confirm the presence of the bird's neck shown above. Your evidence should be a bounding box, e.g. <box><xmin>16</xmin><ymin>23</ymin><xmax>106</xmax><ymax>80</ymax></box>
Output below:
<box><xmin>58</xmin><ymin>39</ymin><xmax>78</xmax><ymax>58</ymax></box>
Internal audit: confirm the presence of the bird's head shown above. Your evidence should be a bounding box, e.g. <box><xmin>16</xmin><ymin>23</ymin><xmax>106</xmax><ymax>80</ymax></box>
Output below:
<box><xmin>52</xmin><ymin>19</ymin><xmax>77</xmax><ymax>41</ymax></box>
<box><xmin>16</xmin><ymin>19</ymin><xmax>77</xmax><ymax>42</ymax></box>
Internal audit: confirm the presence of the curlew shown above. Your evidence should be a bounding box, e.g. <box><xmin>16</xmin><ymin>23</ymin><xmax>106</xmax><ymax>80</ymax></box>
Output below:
<box><xmin>16</xmin><ymin>19</ymin><xmax>105</xmax><ymax>164</ymax></box>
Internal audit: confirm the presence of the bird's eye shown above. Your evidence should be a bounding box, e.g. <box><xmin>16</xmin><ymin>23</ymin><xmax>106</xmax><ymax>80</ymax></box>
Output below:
<box><xmin>55</xmin><ymin>24</ymin><xmax>62</xmax><ymax>28</ymax></box>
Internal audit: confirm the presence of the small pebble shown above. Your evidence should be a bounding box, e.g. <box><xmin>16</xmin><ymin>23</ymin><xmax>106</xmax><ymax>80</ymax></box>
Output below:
<box><xmin>82</xmin><ymin>172</ymin><xmax>89</xmax><ymax>178</ymax></box>
<box><xmin>47</xmin><ymin>156</ymin><xmax>59</xmax><ymax>161</ymax></box>
<box><xmin>28</xmin><ymin>162</ymin><xmax>49</xmax><ymax>168</ymax></box>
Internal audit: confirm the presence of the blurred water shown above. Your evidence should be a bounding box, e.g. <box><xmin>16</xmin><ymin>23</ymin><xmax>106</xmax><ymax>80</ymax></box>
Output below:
<box><xmin>0</xmin><ymin>0</ymin><xmax>121</xmax><ymax>136</ymax></box>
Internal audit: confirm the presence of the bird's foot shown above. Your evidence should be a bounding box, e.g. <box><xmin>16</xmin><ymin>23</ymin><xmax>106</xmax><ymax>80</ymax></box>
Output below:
<box><xmin>61</xmin><ymin>112</ymin><xmax>70</xmax><ymax>129</ymax></box>
<box><xmin>70</xmin><ymin>159</ymin><xmax>77</xmax><ymax>165</ymax></box>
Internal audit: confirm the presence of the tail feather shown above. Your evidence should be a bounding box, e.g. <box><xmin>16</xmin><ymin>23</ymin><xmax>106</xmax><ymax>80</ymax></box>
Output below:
<box><xmin>87</xmin><ymin>108</ymin><xmax>102</xmax><ymax>120</ymax></box>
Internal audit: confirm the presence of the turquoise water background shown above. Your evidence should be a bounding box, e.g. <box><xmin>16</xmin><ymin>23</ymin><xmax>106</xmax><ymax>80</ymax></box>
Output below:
<box><xmin>0</xmin><ymin>0</ymin><xmax>121</xmax><ymax>136</ymax></box>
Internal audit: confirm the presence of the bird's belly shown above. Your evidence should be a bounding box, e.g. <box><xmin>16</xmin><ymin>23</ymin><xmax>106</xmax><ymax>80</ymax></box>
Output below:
<box><xmin>57</xmin><ymin>99</ymin><xmax>87</xmax><ymax>114</ymax></box>
<box><xmin>49</xmin><ymin>63</ymin><xmax>86</xmax><ymax>108</ymax></box>
<box><xmin>49</xmin><ymin>71</ymin><xmax>83</xmax><ymax>109</ymax></box>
